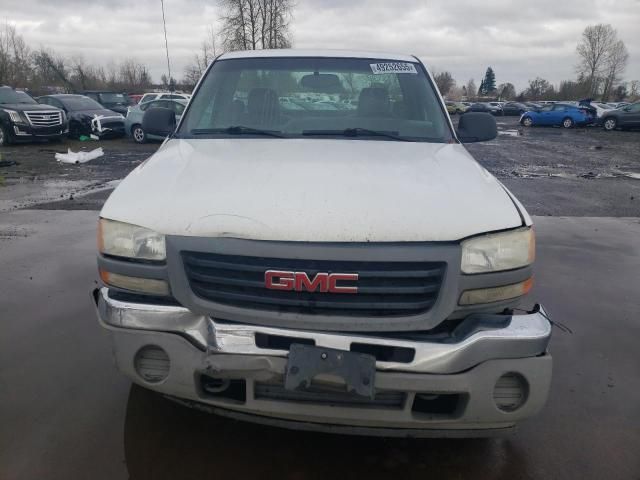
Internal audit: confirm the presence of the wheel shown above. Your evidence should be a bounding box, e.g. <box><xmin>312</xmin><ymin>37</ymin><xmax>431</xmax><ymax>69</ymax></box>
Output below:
<box><xmin>131</xmin><ymin>125</ymin><xmax>146</xmax><ymax>144</ymax></box>
<box><xmin>603</xmin><ymin>117</ymin><xmax>617</xmax><ymax>131</ymax></box>
<box><xmin>562</xmin><ymin>117</ymin><xmax>574</xmax><ymax>129</ymax></box>
<box><xmin>522</xmin><ymin>116</ymin><xmax>533</xmax><ymax>127</ymax></box>
<box><xmin>0</xmin><ymin>125</ymin><xmax>11</xmax><ymax>146</ymax></box>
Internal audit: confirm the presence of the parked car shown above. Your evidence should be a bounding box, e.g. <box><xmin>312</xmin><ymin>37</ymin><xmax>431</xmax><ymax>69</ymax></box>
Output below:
<box><xmin>78</xmin><ymin>91</ymin><xmax>132</xmax><ymax>115</ymax></box>
<box><xmin>465</xmin><ymin>102</ymin><xmax>502</xmax><ymax>115</ymax></box>
<box><xmin>128</xmin><ymin>94</ymin><xmax>144</xmax><ymax>105</ymax></box>
<box><xmin>94</xmin><ymin>49</ymin><xmax>551</xmax><ymax>437</ymax></box>
<box><xmin>578</xmin><ymin>99</ymin><xmax>613</xmax><ymax>119</ymax></box>
<box><xmin>445</xmin><ymin>101</ymin><xmax>467</xmax><ymax>114</ymax></box>
<box><xmin>139</xmin><ymin>92</ymin><xmax>191</xmax><ymax>104</ymax></box>
<box><xmin>601</xmin><ymin>102</ymin><xmax>640</xmax><ymax>131</ymax></box>
<box><xmin>520</xmin><ymin>103</ymin><xmax>592</xmax><ymax>128</ymax></box>
<box><xmin>0</xmin><ymin>86</ymin><xmax>66</xmax><ymax>146</ymax></box>
<box><xmin>500</xmin><ymin>102</ymin><xmax>529</xmax><ymax>116</ymax></box>
<box><xmin>125</xmin><ymin>98</ymin><xmax>187</xmax><ymax>143</ymax></box>
<box><xmin>37</xmin><ymin>94</ymin><xmax>125</xmax><ymax>139</ymax></box>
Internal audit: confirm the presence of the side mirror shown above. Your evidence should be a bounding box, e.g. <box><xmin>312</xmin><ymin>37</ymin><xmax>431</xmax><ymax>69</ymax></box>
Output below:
<box><xmin>142</xmin><ymin>107</ymin><xmax>176</xmax><ymax>137</ymax></box>
<box><xmin>456</xmin><ymin>112</ymin><xmax>497</xmax><ymax>143</ymax></box>
<box><xmin>623</xmin><ymin>107</ymin><xmax>631</xmax><ymax>112</ymax></box>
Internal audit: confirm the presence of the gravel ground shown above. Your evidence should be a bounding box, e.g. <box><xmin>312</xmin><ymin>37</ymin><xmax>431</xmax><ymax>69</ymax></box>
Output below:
<box><xmin>0</xmin><ymin>117</ymin><xmax>638</xmax><ymax>215</ymax></box>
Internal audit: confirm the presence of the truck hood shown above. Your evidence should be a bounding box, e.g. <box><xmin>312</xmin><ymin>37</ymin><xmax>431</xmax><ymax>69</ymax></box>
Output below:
<box><xmin>101</xmin><ymin>138</ymin><xmax>523</xmax><ymax>242</ymax></box>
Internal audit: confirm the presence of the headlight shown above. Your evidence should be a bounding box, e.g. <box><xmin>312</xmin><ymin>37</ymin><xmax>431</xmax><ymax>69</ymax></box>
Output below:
<box><xmin>98</xmin><ymin>218</ymin><xmax>166</xmax><ymax>261</ymax></box>
<box><xmin>4</xmin><ymin>109</ymin><xmax>24</xmax><ymax>123</ymax></box>
<box><xmin>461</xmin><ymin>227</ymin><xmax>535</xmax><ymax>274</ymax></box>
<box><xmin>99</xmin><ymin>269</ymin><xmax>170</xmax><ymax>295</ymax></box>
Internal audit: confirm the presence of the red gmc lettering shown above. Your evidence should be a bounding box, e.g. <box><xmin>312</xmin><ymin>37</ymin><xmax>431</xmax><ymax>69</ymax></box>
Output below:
<box><xmin>328</xmin><ymin>273</ymin><xmax>359</xmax><ymax>293</ymax></box>
<box><xmin>264</xmin><ymin>270</ymin><xmax>295</xmax><ymax>290</ymax></box>
<box><xmin>294</xmin><ymin>272</ymin><xmax>329</xmax><ymax>292</ymax></box>
<box><xmin>265</xmin><ymin>271</ymin><xmax>358</xmax><ymax>294</ymax></box>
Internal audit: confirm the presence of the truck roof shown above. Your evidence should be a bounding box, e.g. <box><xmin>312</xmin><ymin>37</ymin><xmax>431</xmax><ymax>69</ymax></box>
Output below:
<box><xmin>219</xmin><ymin>49</ymin><xmax>417</xmax><ymax>62</ymax></box>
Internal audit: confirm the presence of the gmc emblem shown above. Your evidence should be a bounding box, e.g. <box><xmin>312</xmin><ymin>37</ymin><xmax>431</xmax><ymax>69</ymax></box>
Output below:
<box><xmin>265</xmin><ymin>270</ymin><xmax>358</xmax><ymax>294</ymax></box>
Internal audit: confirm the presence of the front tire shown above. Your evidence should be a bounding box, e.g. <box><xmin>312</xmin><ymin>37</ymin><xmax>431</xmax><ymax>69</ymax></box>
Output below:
<box><xmin>562</xmin><ymin>117</ymin><xmax>574</xmax><ymax>129</ymax></box>
<box><xmin>131</xmin><ymin>125</ymin><xmax>146</xmax><ymax>144</ymax></box>
<box><xmin>603</xmin><ymin>117</ymin><xmax>617</xmax><ymax>131</ymax></box>
<box><xmin>522</xmin><ymin>116</ymin><xmax>533</xmax><ymax>127</ymax></box>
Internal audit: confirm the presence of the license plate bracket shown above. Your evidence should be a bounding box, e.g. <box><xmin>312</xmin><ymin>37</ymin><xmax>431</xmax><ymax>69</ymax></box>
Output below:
<box><xmin>284</xmin><ymin>344</ymin><xmax>376</xmax><ymax>399</ymax></box>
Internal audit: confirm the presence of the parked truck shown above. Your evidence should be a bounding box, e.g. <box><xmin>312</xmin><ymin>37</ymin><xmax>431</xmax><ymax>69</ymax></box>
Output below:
<box><xmin>94</xmin><ymin>49</ymin><xmax>552</xmax><ymax>436</ymax></box>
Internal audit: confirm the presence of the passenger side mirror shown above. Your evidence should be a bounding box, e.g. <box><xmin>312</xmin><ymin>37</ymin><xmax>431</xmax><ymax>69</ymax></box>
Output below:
<box><xmin>142</xmin><ymin>107</ymin><xmax>176</xmax><ymax>137</ymax></box>
<box><xmin>456</xmin><ymin>112</ymin><xmax>497</xmax><ymax>143</ymax></box>
<box><xmin>623</xmin><ymin>106</ymin><xmax>631</xmax><ymax>112</ymax></box>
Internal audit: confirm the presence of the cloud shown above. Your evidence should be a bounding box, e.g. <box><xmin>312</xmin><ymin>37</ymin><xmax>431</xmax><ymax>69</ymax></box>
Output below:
<box><xmin>3</xmin><ymin>0</ymin><xmax>639</xmax><ymax>90</ymax></box>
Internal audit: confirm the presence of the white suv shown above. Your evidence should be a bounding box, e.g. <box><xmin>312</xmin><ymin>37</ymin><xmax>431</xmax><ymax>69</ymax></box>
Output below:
<box><xmin>94</xmin><ymin>49</ymin><xmax>552</xmax><ymax>437</ymax></box>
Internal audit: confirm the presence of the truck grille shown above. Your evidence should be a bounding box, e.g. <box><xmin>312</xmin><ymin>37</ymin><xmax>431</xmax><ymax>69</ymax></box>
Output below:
<box><xmin>25</xmin><ymin>111</ymin><xmax>63</xmax><ymax>127</ymax></box>
<box><xmin>182</xmin><ymin>252</ymin><xmax>445</xmax><ymax>316</ymax></box>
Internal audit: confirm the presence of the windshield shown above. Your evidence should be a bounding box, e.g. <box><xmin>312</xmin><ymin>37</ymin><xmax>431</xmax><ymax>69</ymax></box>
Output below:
<box><xmin>179</xmin><ymin>57</ymin><xmax>452</xmax><ymax>142</ymax></box>
<box><xmin>0</xmin><ymin>89</ymin><xmax>37</xmax><ymax>105</ymax></box>
<box><xmin>99</xmin><ymin>93</ymin><xmax>131</xmax><ymax>105</ymax></box>
<box><xmin>61</xmin><ymin>96</ymin><xmax>106</xmax><ymax>111</ymax></box>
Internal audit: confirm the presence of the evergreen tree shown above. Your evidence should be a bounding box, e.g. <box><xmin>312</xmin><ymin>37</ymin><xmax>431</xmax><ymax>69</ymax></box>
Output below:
<box><xmin>478</xmin><ymin>78</ymin><xmax>485</xmax><ymax>95</ymax></box>
<box><xmin>482</xmin><ymin>67</ymin><xmax>496</xmax><ymax>93</ymax></box>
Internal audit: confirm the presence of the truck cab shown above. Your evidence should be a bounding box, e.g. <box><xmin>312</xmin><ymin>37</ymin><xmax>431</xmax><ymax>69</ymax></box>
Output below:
<box><xmin>94</xmin><ymin>50</ymin><xmax>552</xmax><ymax>436</ymax></box>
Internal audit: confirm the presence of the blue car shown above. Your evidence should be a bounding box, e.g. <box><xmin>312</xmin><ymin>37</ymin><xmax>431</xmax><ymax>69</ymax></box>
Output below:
<box><xmin>520</xmin><ymin>103</ymin><xmax>593</xmax><ymax>128</ymax></box>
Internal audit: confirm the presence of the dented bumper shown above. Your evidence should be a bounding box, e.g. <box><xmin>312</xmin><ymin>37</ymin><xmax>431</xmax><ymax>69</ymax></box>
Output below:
<box><xmin>94</xmin><ymin>288</ymin><xmax>553</xmax><ymax>436</ymax></box>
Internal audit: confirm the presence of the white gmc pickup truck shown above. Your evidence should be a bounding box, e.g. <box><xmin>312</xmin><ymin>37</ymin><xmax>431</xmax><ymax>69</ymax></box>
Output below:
<box><xmin>94</xmin><ymin>49</ymin><xmax>552</xmax><ymax>436</ymax></box>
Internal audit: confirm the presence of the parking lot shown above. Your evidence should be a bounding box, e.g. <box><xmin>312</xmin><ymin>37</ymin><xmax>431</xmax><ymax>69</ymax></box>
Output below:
<box><xmin>0</xmin><ymin>117</ymin><xmax>639</xmax><ymax>479</ymax></box>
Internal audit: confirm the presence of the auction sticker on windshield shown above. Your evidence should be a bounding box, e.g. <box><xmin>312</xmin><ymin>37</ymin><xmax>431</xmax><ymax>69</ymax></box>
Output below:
<box><xmin>370</xmin><ymin>62</ymin><xmax>417</xmax><ymax>74</ymax></box>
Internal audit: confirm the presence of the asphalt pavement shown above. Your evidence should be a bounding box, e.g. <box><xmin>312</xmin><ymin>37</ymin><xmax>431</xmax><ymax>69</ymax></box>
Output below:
<box><xmin>1</xmin><ymin>210</ymin><xmax>638</xmax><ymax>480</ymax></box>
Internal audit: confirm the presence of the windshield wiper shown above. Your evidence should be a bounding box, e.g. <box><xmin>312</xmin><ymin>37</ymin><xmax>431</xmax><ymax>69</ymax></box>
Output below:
<box><xmin>190</xmin><ymin>126</ymin><xmax>285</xmax><ymax>138</ymax></box>
<box><xmin>302</xmin><ymin>128</ymin><xmax>415</xmax><ymax>142</ymax></box>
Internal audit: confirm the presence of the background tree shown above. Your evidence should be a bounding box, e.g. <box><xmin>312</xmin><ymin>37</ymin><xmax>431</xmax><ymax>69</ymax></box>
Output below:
<box><xmin>600</xmin><ymin>39</ymin><xmax>629</xmax><ymax>101</ymax></box>
<box><xmin>524</xmin><ymin>77</ymin><xmax>555</xmax><ymax>100</ymax></box>
<box><xmin>466</xmin><ymin>79</ymin><xmax>476</xmax><ymax>101</ymax></box>
<box><xmin>479</xmin><ymin>67</ymin><xmax>496</xmax><ymax>95</ymax></box>
<box><xmin>219</xmin><ymin>0</ymin><xmax>292</xmax><ymax>51</ymax></box>
<box><xmin>576</xmin><ymin>24</ymin><xmax>622</xmax><ymax>97</ymax></box>
<box><xmin>183</xmin><ymin>27</ymin><xmax>220</xmax><ymax>88</ymax></box>
<box><xmin>433</xmin><ymin>70</ymin><xmax>455</xmax><ymax>96</ymax></box>
<box><xmin>497</xmin><ymin>82</ymin><xmax>516</xmax><ymax>100</ymax></box>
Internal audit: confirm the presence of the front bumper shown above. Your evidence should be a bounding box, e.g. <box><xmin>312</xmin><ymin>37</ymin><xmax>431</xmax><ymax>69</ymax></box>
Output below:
<box><xmin>11</xmin><ymin>123</ymin><xmax>67</xmax><ymax>141</ymax></box>
<box><xmin>94</xmin><ymin>288</ymin><xmax>552</xmax><ymax>436</ymax></box>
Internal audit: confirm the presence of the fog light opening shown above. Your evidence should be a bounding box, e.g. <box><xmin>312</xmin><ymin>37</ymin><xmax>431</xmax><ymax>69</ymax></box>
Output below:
<box><xmin>134</xmin><ymin>345</ymin><xmax>170</xmax><ymax>383</ymax></box>
<box><xmin>493</xmin><ymin>372</ymin><xmax>529</xmax><ymax>412</ymax></box>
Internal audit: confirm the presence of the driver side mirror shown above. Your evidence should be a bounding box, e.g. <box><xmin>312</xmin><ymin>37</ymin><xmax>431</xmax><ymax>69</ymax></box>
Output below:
<box><xmin>142</xmin><ymin>107</ymin><xmax>176</xmax><ymax>137</ymax></box>
<box><xmin>456</xmin><ymin>112</ymin><xmax>497</xmax><ymax>143</ymax></box>
<box><xmin>623</xmin><ymin>106</ymin><xmax>631</xmax><ymax>112</ymax></box>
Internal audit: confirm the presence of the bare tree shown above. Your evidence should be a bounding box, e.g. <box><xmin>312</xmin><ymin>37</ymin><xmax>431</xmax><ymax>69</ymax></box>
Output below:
<box><xmin>183</xmin><ymin>26</ymin><xmax>220</xmax><ymax>88</ymax></box>
<box><xmin>600</xmin><ymin>40</ymin><xmax>628</xmax><ymax>101</ymax></box>
<box><xmin>219</xmin><ymin>0</ymin><xmax>292</xmax><ymax>51</ymax></box>
<box><xmin>497</xmin><ymin>82</ymin><xmax>516</xmax><ymax>100</ymax></box>
<box><xmin>524</xmin><ymin>77</ymin><xmax>555</xmax><ymax>100</ymax></box>
<box><xmin>465</xmin><ymin>79</ymin><xmax>476</xmax><ymax>101</ymax></box>
<box><xmin>433</xmin><ymin>71</ymin><xmax>455</xmax><ymax>97</ymax></box>
<box><xmin>576</xmin><ymin>24</ymin><xmax>619</xmax><ymax>97</ymax></box>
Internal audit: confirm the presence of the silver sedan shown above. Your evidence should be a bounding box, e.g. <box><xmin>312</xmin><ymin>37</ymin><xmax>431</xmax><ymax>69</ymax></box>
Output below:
<box><xmin>125</xmin><ymin>99</ymin><xmax>187</xmax><ymax>143</ymax></box>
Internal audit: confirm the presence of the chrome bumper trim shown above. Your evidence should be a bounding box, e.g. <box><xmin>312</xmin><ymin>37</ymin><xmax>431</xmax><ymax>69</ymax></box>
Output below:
<box><xmin>95</xmin><ymin>287</ymin><xmax>551</xmax><ymax>374</ymax></box>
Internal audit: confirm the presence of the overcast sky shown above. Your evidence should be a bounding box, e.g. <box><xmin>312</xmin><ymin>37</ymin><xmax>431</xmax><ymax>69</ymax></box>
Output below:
<box><xmin>4</xmin><ymin>0</ymin><xmax>639</xmax><ymax>91</ymax></box>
